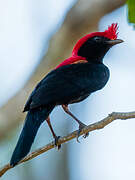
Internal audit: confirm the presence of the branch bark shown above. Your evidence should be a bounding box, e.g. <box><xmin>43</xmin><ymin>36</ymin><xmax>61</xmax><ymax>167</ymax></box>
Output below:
<box><xmin>0</xmin><ymin>110</ymin><xmax>135</xmax><ymax>178</ymax></box>
<box><xmin>0</xmin><ymin>0</ymin><xmax>126</xmax><ymax>141</ymax></box>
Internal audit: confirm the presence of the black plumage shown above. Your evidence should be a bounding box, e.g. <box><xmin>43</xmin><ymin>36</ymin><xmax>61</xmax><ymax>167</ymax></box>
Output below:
<box><xmin>10</xmin><ymin>31</ymin><xmax>123</xmax><ymax>166</ymax></box>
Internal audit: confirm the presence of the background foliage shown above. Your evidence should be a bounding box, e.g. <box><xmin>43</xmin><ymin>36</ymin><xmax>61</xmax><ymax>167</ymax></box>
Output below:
<box><xmin>127</xmin><ymin>0</ymin><xmax>135</xmax><ymax>25</ymax></box>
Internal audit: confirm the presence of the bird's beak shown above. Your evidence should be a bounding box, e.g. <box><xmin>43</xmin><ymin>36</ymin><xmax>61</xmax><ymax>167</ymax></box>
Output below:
<box><xmin>106</xmin><ymin>39</ymin><xmax>124</xmax><ymax>46</ymax></box>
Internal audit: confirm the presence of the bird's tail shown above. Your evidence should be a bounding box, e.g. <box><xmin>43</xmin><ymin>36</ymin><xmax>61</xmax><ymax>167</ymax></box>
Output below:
<box><xmin>10</xmin><ymin>105</ymin><xmax>54</xmax><ymax>166</ymax></box>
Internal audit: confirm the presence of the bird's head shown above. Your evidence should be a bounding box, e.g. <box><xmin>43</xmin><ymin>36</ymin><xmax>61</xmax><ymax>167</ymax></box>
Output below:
<box><xmin>72</xmin><ymin>23</ymin><xmax>123</xmax><ymax>62</ymax></box>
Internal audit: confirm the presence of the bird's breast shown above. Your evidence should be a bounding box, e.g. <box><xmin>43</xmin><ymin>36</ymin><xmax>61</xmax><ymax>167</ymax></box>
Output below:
<box><xmin>86</xmin><ymin>64</ymin><xmax>110</xmax><ymax>92</ymax></box>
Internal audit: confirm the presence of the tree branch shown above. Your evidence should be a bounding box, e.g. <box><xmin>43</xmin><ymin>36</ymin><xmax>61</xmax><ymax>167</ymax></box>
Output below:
<box><xmin>0</xmin><ymin>110</ymin><xmax>135</xmax><ymax>178</ymax></box>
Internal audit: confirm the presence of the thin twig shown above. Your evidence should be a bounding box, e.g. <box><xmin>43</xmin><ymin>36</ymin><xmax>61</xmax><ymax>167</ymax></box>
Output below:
<box><xmin>0</xmin><ymin>110</ymin><xmax>135</xmax><ymax>178</ymax></box>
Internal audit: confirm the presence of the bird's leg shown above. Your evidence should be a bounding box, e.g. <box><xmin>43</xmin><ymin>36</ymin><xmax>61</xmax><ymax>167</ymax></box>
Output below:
<box><xmin>62</xmin><ymin>104</ymin><xmax>89</xmax><ymax>142</ymax></box>
<box><xmin>46</xmin><ymin>117</ymin><xmax>61</xmax><ymax>149</ymax></box>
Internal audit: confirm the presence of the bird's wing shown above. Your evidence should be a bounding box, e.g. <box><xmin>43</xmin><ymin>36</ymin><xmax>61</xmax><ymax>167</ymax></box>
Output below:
<box><xmin>24</xmin><ymin>63</ymin><xmax>107</xmax><ymax>111</ymax></box>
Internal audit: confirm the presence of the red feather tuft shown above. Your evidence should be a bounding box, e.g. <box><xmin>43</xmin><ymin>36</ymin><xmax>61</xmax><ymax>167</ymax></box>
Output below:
<box><xmin>103</xmin><ymin>23</ymin><xmax>118</xmax><ymax>40</ymax></box>
<box><xmin>72</xmin><ymin>23</ymin><xmax>118</xmax><ymax>56</ymax></box>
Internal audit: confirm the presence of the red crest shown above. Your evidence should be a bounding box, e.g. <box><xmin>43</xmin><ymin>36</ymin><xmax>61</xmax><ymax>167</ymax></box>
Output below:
<box><xmin>72</xmin><ymin>23</ymin><xmax>118</xmax><ymax>56</ymax></box>
<box><xmin>56</xmin><ymin>23</ymin><xmax>119</xmax><ymax>69</ymax></box>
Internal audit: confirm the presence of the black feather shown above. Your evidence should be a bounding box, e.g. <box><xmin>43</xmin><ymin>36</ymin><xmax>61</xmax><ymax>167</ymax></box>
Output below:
<box><xmin>10</xmin><ymin>106</ymin><xmax>54</xmax><ymax>166</ymax></box>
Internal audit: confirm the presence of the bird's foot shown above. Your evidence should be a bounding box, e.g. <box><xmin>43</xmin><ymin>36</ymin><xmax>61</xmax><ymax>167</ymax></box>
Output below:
<box><xmin>54</xmin><ymin>136</ymin><xmax>61</xmax><ymax>150</ymax></box>
<box><xmin>77</xmin><ymin>123</ymin><xmax>89</xmax><ymax>142</ymax></box>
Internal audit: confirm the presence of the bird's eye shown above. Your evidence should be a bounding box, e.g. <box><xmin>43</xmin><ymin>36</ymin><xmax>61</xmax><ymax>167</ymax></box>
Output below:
<box><xmin>93</xmin><ymin>36</ymin><xmax>101</xmax><ymax>42</ymax></box>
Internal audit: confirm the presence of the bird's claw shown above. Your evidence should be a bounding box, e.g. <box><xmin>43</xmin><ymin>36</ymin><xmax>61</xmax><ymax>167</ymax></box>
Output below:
<box><xmin>77</xmin><ymin>130</ymin><xmax>81</xmax><ymax>143</ymax></box>
<box><xmin>83</xmin><ymin>132</ymin><xmax>89</xmax><ymax>138</ymax></box>
<box><xmin>54</xmin><ymin>136</ymin><xmax>61</xmax><ymax>150</ymax></box>
<box><xmin>76</xmin><ymin>123</ymin><xmax>89</xmax><ymax>142</ymax></box>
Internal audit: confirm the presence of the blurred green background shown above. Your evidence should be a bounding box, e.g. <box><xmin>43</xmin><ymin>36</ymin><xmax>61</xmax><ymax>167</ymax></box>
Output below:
<box><xmin>127</xmin><ymin>0</ymin><xmax>135</xmax><ymax>24</ymax></box>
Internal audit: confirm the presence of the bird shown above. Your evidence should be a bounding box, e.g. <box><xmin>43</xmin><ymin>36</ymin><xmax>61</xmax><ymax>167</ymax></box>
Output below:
<box><xmin>10</xmin><ymin>23</ymin><xmax>123</xmax><ymax>166</ymax></box>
